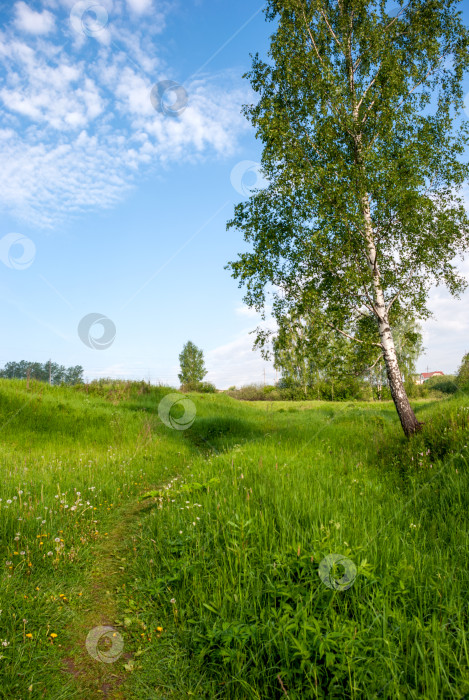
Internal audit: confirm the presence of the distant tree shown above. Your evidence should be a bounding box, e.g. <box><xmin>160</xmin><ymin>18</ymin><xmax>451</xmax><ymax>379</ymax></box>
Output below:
<box><xmin>64</xmin><ymin>365</ymin><xmax>85</xmax><ymax>385</ymax></box>
<box><xmin>457</xmin><ymin>352</ymin><xmax>469</xmax><ymax>389</ymax></box>
<box><xmin>0</xmin><ymin>360</ymin><xmax>84</xmax><ymax>385</ymax></box>
<box><xmin>268</xmin><ymin>308</ymin><xmax>349</xmax><ymax>395</ymax></box>
<box><xmin>227</xmin><ymin>0</ymin><xmax>469</xmax><ymax>436</ymax></box>
<box><xmin>178</xmin><ymin>342</ymin><xmax>207</xmax><ymax>386</ymax></box>
<box><xmin>269</xmin><ymin>308</ymin><xmax>423</xmax><ymax>400</ymax></box>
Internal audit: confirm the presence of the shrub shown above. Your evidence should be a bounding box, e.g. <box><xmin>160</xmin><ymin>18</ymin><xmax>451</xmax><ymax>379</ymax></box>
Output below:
<box><xmin>181</xmin><ymin>381</ymin><xmax>217</xmax><ymax>394</ymax></box>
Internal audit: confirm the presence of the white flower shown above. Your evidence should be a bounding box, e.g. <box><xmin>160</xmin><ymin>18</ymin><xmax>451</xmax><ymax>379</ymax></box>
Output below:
<box><xmin>54</xmin><ymin>537</ymin><xmax>60</xmax><ymax>543</ymax></box>
<box><xmin>47</xmin><ymin>552</ymin><xmax>53</xmax><ymax>556</ymax></box>
<box><xmin>6</xmin><ymin>500</ymin><xmax>12</xmax><ymax>505</ymax></box>
<box><xmin>170</xmin><ymin>598</ymin><xmax>176</xmax><ymax>604</ymax></box>
<box><xmin>1</xmin><ymin>641</ymin><xmax>8</xmax><ymax>647</ymax></box>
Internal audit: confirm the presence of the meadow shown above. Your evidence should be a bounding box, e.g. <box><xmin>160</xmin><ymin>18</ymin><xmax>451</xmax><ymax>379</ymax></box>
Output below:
<box><xmin>0</xmin><ymin>378</ymin><xmax>468</xmax><ymax>699</ymax></box>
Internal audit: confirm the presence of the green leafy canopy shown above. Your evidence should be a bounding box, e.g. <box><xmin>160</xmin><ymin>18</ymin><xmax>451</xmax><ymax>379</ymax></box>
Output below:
<box><xmin>227</xmin><ymin>0</ymin><xmax>469</xmax><ymax>339</ymax></box>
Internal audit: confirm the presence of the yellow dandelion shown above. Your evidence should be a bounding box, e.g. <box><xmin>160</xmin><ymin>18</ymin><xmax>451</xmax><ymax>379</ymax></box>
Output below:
<box><xmin>50</xmin><ymin>633</ymin><xmax>57</xmax><ymax>639</ymax></box>
<box><xmin>25</xmin><ymin>633</ymin><xmax>33</xmax><ymax>639</ymax></box>
<box><xmin>156</xmin><ymin>627</ymin><xmax>163</xmax><ymax>632</ymax></box>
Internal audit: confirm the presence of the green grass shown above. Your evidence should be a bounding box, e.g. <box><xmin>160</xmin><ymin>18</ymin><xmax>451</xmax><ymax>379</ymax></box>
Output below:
<box><xmin>0</xmin><ymin>379</ymin><xmax>468</xmax><ymax>698</ymax></box>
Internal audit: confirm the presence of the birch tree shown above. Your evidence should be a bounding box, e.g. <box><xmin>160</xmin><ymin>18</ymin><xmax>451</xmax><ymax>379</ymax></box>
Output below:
<box><xmin>227</xmin><ymin>0</ymin><xmax>469</xmax><ymax>436</ymax></box>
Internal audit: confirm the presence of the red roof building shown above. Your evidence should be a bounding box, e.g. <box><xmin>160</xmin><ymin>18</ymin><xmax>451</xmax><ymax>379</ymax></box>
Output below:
<box><xmin>418</xmin><ymin>371</ymin><xmax>444</xmax><ymax>384</ymax></box>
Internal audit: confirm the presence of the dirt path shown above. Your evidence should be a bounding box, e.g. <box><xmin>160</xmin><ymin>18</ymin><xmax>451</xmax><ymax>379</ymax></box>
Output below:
<box><xmin>63</xmin><ymin>498</ymin><xmax>155</xmax><ymax>699</ymax></box>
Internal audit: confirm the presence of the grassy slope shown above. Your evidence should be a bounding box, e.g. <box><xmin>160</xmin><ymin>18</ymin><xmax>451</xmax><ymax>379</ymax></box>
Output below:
<box><xmin>0</xmin><ymin>380</ymin><xmax>468</xmax><ymax>699</ymax></box>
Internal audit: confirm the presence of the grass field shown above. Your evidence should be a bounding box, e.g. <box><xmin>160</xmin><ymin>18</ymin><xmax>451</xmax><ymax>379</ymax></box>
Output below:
<box><xmin>0</xmin><ymin>379</ymin><xmax>468</xmax><ymax>699</ymax></box>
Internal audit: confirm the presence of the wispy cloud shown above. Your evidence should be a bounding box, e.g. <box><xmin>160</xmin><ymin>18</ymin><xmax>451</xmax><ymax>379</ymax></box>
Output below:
<box><xmin>0</xmin><ymin>2</ymin><xmax>249</xmax><ymax>227</ymax></box>
<box><xmin>14</xmin><ymin>2</ymin><xmax>56</xmax><ymax>35</ymax></box>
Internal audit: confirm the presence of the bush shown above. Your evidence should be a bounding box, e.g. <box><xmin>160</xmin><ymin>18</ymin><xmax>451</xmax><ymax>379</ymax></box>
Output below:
<box><xmin>181</xmin><ymin>381</ymin><xmax>217</xmax><ymax>394</ymax></box>
<box><xmin>226</xmin><ymin>384</ymin><xmax>267</xmax><ymax>401</ymax></box>
<box><xmin>422</xmin><ymin>375</ymin><xmax>458</xmax><ymax>396</ymax></box>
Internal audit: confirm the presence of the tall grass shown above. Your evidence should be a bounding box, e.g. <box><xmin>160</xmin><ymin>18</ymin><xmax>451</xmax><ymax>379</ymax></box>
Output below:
<box><xmin>0</xmin><ymin>379</ymin><xmax>468</xmax><ymax>698</ymax></box>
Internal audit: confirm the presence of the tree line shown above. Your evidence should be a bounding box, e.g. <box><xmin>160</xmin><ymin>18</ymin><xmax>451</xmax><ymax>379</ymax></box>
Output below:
<box><xmin>0</xmin><ymin>361</ymin><xmax>84</xmax><ymax>385</ymax></box>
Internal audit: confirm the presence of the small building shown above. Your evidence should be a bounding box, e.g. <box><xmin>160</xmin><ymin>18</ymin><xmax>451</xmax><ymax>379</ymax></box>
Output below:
<box><xmin>417</xmin><ymin>371</ymin><xmax>444</xmax><ymax>385</ymax></box>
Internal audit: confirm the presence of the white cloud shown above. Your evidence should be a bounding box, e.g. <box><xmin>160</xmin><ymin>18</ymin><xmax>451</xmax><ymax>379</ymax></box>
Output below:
<box><xmin>14</xmin><ymin>2</ymin><xmax>56</xmax><ymax>35</ymax></box>
<box><xmin>0</xmin><ymin>14</ymin><xmax>249</xmax><ymax>227</ymax></box>
<box><xmin>126</xmin><ymin>0</ymin><xmax>153</xmax><ymax>14</ymax></box>
<box><xmin>206</xmin><ymin>317</ymin><xmax>277</xmax><ymax>388</ymax></box>
<box><xmin>235</xmin><ymin>305</ymin><xmax>261</xmax><ymax>318</ymax></box>
<box><xmin>420</xmin><ymin>262</ymin><xmax>469</xmax><ymax>374</ymax></box>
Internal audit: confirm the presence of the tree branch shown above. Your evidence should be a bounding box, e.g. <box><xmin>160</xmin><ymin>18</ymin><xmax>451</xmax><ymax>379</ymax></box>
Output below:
<box><xmin>326</xmin><ymin>321</ymin><xmax>383</xmax><ymax>348</ymax></box>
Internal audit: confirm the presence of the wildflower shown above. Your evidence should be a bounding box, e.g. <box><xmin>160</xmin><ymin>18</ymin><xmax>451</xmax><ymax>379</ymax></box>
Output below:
<box><xmin>50</xmin><ymin>633</ymin><xmax>57</xmax><ymax>639</ymax></box>
<box><xmin>54</xmin><ymin>538</ymin><xmax>60</xmax><ymax>543</ymax></box>
<box><xmin>156</xmin><ymin>626</ymin><xmax>163</xmax><ymax>632</ymax></box>
<box><xmin>170</xmin><ymin>598</ymin><xmax>176</xmax><ymax>604</ymax></box>
<box><xmin>47</xmin><ymin>552</ymin><xmax>53</xmax><ymax>556</ymax></box>
<box><xmin>25</xmin><ymin>633</ymin><xmax>33</xmax><ymax>639</ymax></box>
<box><xmin>2</xmin><ymin>641</ymin><xmax>8</xmax><ymax>647</ymax></box>
<box><xmin>6</xmin><ymin>500</ymin><xmax>12</xmax><ymax>504</ymax></box>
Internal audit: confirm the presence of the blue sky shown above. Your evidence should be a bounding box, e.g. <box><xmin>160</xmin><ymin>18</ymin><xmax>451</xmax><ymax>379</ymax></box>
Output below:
<box><xmin>0</xmin><ymin>0</ymin><xmax>468</xmax><ymax>387</ymax></box>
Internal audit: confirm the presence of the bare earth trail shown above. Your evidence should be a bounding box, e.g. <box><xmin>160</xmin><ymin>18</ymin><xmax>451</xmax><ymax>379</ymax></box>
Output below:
<box><xmin>63</xmin><ymin>497</ymin><xmax>158</xmax><ymax>700</ymax></box>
